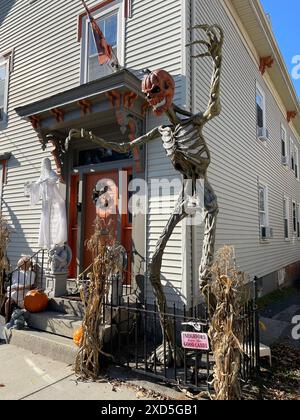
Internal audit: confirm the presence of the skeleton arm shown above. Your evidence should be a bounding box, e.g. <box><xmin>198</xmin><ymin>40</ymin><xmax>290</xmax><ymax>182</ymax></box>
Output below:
<box><xmin>188</xmin><ymin>24</ymin><xmax>224</xmax><ymax>125</ymax></box>
<box><xmin>67</xmin><ymin>127</ymin><xmax>160</xmax><ymax>153</ymax></box>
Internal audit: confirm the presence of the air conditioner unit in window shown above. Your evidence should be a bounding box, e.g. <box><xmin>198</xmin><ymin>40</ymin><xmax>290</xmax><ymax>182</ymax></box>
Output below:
<box><xmin>261</xmin><ymin>227</ymin><xmax>273</xmax><ymax>239</ymax></box>
<box><xmin>257</xmin><ymin>127</ymin><xmax>269</xmax><ymax>141</ymax></box>
<box><xmin>282</xmin><ymin>156</ymin><xmax>289</xmax><ymax>166</ymax></box>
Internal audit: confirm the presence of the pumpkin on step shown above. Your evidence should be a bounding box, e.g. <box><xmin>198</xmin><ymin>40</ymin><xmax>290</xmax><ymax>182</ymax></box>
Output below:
<box><xmin>24</xmin><ymin>289</ymin><xmax>49</xmax><ymax>313</ymax></box>
<box><xmin>73</xmin><ymin>326</ymin><xmax>83</xmax><ymax>347</ymax></box>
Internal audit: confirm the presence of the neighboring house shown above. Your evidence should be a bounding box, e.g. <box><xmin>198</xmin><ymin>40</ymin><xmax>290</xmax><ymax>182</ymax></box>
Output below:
<box><xmin>0</xmin><ymin>0</ymin><xmax>299</xmax><ymax>307</ymax></box>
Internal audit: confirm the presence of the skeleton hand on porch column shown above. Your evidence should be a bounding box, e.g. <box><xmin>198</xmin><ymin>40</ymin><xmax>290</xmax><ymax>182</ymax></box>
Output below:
<box><xmin>66</xmin><ymin>127</ymin><xmax>160</xmax><ymax>154</ymax></box>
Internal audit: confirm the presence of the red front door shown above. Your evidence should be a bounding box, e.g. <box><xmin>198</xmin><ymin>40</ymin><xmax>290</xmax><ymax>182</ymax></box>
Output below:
<box><xmin>83</xmin><ymin>170</ymin><xmax>119</xmax><ymax>270</ymax></box>
<box><xmin>68</xmin><ymin>169</ymin><xmax>133</xmax><ymax>282</ymax></box>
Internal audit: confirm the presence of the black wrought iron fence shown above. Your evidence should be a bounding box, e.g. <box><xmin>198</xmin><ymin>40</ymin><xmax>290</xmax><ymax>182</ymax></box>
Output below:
<box><xmin>4</xmin><ymin>249</ymin><xmax>46</xmax><ymax>321</ymax></box>
<box><xmin>102</xmin><ymin>280</ymin><xmax>260</xmax><ymax>392</ymax></box>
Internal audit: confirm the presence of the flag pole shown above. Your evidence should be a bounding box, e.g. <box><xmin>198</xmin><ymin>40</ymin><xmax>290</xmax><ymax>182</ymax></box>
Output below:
<box><xmin>80</xmin><ymin>0</ymin><xmax>120</xmax><ymax>70</ymax></box>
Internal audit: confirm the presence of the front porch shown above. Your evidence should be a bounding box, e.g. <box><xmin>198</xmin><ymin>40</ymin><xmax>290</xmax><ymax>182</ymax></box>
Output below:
<box><xmin>15</xmin><ymin>69</ymin><xmax>147</xmax><ymax>293</ymax></box>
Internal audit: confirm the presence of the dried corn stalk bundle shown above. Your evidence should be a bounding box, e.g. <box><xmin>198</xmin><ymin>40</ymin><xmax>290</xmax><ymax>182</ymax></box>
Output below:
<box><xmin>207</xmin><ymin>246</ymin><xmax>247</xmax><ymax>400</ymax></box>
<box><xmin>75</xmin><ymin>216</ymin><xmax>125</xmax><ymax>380</ymax></box>
<box><xmin>0</xmin><ymin>215</ymin><xmax>10</xmax><ymax>309</ymax></box>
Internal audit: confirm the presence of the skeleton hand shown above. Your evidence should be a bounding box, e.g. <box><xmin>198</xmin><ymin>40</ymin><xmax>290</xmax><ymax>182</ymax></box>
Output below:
<box><xmin>187</xmin><ymin>24</ymin><xmax>224</xmax><ymax>61</ymax></box>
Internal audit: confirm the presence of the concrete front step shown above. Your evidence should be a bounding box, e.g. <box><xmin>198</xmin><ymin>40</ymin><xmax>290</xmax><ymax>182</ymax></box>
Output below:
<box><xmin>5</xmin><ymin>328</ymin><xmax>78</xmax><ymax>365</ymax></box>
<box><xmin>26</xmin><ymin>311</ymin><xmax>82</xmax><ymax>339</ymax></box>
<box><xmin>48</xmin><ymin>298</ymin><xmax>85</xmax><ymax>318</ymax></box>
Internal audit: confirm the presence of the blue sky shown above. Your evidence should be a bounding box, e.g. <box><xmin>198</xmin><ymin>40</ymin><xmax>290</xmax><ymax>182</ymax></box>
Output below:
<box><xmin>261</xmin><ymin>0</ymin><xmax>300</xmax><ymax>98</ymax></box>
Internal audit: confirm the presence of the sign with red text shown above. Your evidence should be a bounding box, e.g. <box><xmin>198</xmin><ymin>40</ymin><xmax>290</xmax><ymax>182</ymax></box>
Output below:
<box><xmin>181</xmin><ymin>332</ymin><xmax>210</xmax><ymax>351</ymax></box>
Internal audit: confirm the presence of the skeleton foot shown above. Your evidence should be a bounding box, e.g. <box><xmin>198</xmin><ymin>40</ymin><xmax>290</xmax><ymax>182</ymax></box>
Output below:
<box><xmin>149</xmin><ymin>343</ymin><xmax>184</xmax><ymax>367</ymax></box>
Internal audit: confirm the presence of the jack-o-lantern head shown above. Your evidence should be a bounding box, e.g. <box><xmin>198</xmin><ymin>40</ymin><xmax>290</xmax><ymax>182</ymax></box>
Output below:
<box><xmin>142</xmin><ymin>69</ymin><xmax>175</xmax><ymax>116</ymax></box>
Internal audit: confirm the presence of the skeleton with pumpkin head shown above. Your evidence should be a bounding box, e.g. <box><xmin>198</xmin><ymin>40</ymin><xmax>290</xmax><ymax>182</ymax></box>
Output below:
<box><xmin>68</xmin><ymin>24</ymin><xmax>224</xmax><ymax>365</ymax></box>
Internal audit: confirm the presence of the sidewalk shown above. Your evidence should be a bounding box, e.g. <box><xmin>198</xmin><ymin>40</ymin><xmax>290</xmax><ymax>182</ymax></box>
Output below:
<box><xmin>0</xmin><ymin>343</ymin><xmax>178</xmax><ymax>401</ymax></box>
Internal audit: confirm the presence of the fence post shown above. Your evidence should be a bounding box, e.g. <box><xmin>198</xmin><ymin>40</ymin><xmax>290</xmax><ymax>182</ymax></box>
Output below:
<box><xmin>253</xmin><ymin>276</ymin><xmax>260</xmax><ymax>375</ymax></box>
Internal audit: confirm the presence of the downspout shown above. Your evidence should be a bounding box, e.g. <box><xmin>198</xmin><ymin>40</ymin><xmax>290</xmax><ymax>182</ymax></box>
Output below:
<box><xmin>189</xmin><ymin>0</ymin><xmax>195</xmax><ymax>309</ymax></box>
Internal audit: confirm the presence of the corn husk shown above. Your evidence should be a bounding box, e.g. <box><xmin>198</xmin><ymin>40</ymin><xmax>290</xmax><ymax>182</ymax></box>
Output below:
<box><xmin>206</xmin><ymin>246</ymin><xmax>248</xmax><ymax>400</ymax></box>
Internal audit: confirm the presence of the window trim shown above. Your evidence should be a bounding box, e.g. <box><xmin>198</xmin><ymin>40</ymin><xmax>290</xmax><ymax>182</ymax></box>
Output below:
<box><xmin>290</xmin><ymin>137</ymin><xmax>296</xmax><ymax>172</ymax></box>
<box><xmin>297</xmin><ymin>203</ymin><xmax>300</xmax><ymax>240</ymax></box>
<box><xmin>258</xmin><ymin>182</ymin><xmax>269</xmax><ymax>240</ymax></box>
<box><xmin>281</xmin><ymin>124</ymin><xmax>287</xmax><ymax>160</ymax></box>
<box><xmin>0</xmin><ymin>160</ymin><xmax>6</xmax><ymax>213</ymax></box>
<box><xmin>80</xmin><ymin>0</ymin><xmax>125</xmax><ymax>85</ymax></box>
<box><xmin>0</xmin><ymin>56</ymin><xmax>10</xmax><ymax>125</ymax></box>
<box><xmin>256</xmin><ymin>82</ymin><xmax>266</xmax><ymax>130</ymax></box>
<box><xmin>283</xmin><ymin>196</ymin><xmax>290</xmax><ymax>241</ymax></box>
<box><xmin>292</xmin><ymin>200</ymin><xmax>297</xmax><ymax>235</ymax></box>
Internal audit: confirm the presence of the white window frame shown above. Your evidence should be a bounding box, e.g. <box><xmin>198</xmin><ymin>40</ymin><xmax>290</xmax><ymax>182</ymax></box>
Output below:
<box><xmin>258</xmin><ymin>182</ymin><xmax>269</xmax><ymax>239</ymax></box>
<box><xmin>0</xmin><ymin>161</ymin><xmax>5</xmax><ymax>214</ymax></box>
<box><xmin>281</xmin><ymin>124</ymin><xmax>288</xmax><ymax>161</ymax></box>
<box><xmin>256</xmin><ymin>82</ymin><xmax>266</xmax><ymax>130</ymax></box>
<box><xmin>80</xmin><ymin>0</ymin><xmax>125</xmax><ymax>85</ymax></box>
<box><xmin>297</xmin><ymin>203</ymin><xmax>300</xmax><ymax>240</ymax></box>
<box><xmin>0</xmin><ymin>56</ymin><xmax>10</xmax><ymax>126</ymax></box>
<box><xmin>283</xmin><ymin>196</ymin><xmax>290</xmax><ymax>241</ymax></box>
<box><xmin>292</xmin><ymin>200</ymin><xmax>297</xmax><ymax>235</ymax></box>
<box><xmin>295</xmin><ymin>145</ymin><xmax>299</xmax><ymax>180</ymax></box>
<box><xmin>290</xmin><ymin>138</ymin><xmax>296</xmax><ymax>172</ymax></box>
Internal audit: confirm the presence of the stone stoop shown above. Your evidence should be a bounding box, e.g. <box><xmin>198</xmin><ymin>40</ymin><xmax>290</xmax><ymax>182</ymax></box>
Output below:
<box><xmin>5</xmin><ymin>328</ymin><xmax>78</xmax><ymax>365</ymax></box>
<box><xmin>48</xmin><ymin>297</ymin><xmax>85</xmax><ymax>318</ymax></box>
<box><xmin>26</xmin><ymin>311</ymin><xmax>82</xmax><ymax>339</ymax></box>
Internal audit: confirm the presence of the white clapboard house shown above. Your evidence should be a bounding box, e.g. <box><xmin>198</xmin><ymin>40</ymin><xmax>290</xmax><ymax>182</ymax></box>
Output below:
<box><xmin>0</xmin><ymin>0</ymin><xmax>300</xmax><ymax>309</ymax></box>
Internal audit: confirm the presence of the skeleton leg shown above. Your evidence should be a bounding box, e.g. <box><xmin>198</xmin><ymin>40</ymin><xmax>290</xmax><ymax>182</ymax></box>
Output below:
<box><xmin>199</xmin><ymin>176</ymin><xmax>219</xmax><ymax>315</ymax></box>
<box><xmin>149</xmin><ymin>190</ymin><xmax>186</xmax><ymax>365</ymax></box>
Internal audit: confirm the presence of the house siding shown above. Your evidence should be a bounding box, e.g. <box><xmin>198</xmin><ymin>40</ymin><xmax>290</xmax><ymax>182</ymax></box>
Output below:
<box><xmin>191</xmin><ymin>0</ymin><xmax>300</xmax><ymax>295</ymax></box>
<box><xmin>126</xmin><ymin>0</ymin><xmax>187</xmax><ymax>303</ymax></box>
<box><xmin>0</xmin><ymin>0</ymin><xmax>187</xmax><ymax>303</ymax></box>
<box><xmin>0</xmin><ymin>0</ymin><xmax>113</xmax><ymax>267</ymax></box>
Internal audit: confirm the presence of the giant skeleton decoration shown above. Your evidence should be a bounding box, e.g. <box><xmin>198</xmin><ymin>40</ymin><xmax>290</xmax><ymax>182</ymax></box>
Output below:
<box><xmin>67</xmin><ymin>25</ymin><xmax>223</xmax><ymax>364</ymax></box>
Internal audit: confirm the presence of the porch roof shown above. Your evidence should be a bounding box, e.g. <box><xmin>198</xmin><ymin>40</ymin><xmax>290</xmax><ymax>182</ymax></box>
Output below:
<box><xmin>14</xmin><ymin>69</ymin><xmax>146</xmax><ymax>179</ymax></box>
<box><xmin>15</xmin><ymin>69</ymin><xmax>145</xmax><ymax>125</ymax></box>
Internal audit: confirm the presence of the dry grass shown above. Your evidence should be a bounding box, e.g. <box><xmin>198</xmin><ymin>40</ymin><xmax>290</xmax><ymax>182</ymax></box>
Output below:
<box><xmin>75</xmin><ymin>216</ymin><xmax>124</xmax><ymax>380</ymax></box>
<box><xmin>206</xmin><ymin>246</ymin><xmax>248</xmax><ymax>400</ymax></box>
<box><xmin>0</xmin><ymin>215</ymin><xmax>10</xmax><ymax>309</ymax></box>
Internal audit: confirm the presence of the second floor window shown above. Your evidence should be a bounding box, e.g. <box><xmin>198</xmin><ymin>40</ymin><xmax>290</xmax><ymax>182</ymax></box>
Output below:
<box><xmin>80</xmin><ymin>1</ymin><xmax>124</xmax><ymax>84</ymax></box>
<box><xmin>295</xmin><ymin>147</ymin><xmax>299</xmax><ymax>179</ymax></box>
<box><xmin>87</xmin><ymin>13</ymin><xmax>118</xmax><ymax>82</ymax></box>
<box><xmin>281</xmin><ymin>125</ymin><xmax>287</xmax><ymax>160</ymax></box>
<box><xmin>0</xmin><ymin>57</ymin><xmax>9</xmax><ymax>124</ymax></box>
<box><xmin>290</xmin><ymin>138</ymin><xmax>295</xmax><ymax>171</ymax></box>
<box><xmin>256</xmin><ymin>86</ymin><xmax>265</xmax><ymax>129</ymax></box>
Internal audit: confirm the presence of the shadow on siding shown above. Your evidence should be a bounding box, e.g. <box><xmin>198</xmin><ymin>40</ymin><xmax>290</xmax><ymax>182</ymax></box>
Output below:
<box><xmin>0</xmin><ymin>0</ymin><xmax>16</xmax><ymax>27</ymax></box>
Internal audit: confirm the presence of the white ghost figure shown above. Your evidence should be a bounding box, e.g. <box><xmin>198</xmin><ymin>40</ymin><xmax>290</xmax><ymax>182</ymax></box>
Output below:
<box><xmin>25</xmin><ymin>158</ymin><xmax>67</xmax><ymax>249</ymax></box>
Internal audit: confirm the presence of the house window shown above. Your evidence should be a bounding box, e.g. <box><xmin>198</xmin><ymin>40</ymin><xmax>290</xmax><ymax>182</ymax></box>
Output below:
<box><xmin>295</xmin><ymin>146</ymin><xmax>299</xmax><ymax>179</ymax></box>
<box><xmin>292</xmin><ymin>201</ymin><xmax>297</xmax><ymax>234</ymax></box>
<box><xmin>281</xmin><ymin>125</ymin><xmax>287</xmax><ymax>163</ymax></box>
<box><xmin>256</xmin><ymin>85</ymin><xmax>266</xmax><ymax>129</ymax></box>
<box><xmin>0</xmin><ymin>57</ymin><xmax>9</xmax><ymax>124</ymax></box>
<box><xmin>290</xmin><ymin>138</ymin><xmax>295</xmax><ymax>171</ymax></box>
<box><xmin>297</xmin><ymin>204</ymin><xmax>300</xmax><ymax>239</ymax></box>
<box><xmin>283</xmin><ymin>197</ymin><xmax>290</xmax><ymax>240</ymax></box>
<box><xmin>0</xmin><ymin>161</ymin><xmax>6</xmax><ymax>210</ymax></box>
<box><xmin>81</xmin><ymin>1</ymin><xmax>124</xmax><ymax>84</ymax></box>
<box><xmin>258</xmin><ymin>183</ymin><xmax>269</xmax><ymax>239</ymax></box>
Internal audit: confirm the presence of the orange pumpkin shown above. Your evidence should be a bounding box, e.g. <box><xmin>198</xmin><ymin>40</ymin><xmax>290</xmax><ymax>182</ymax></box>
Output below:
<box><xmin>24</xmin><ymin>289</ymin><xmax>49</xmax><ymax>313</ymax></box>
<box><xmin>73</xmin><ymin>327</ymin><xmax>83</xmax><ymax>347</ymax></box>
